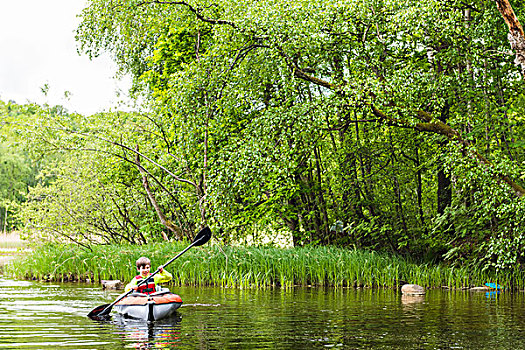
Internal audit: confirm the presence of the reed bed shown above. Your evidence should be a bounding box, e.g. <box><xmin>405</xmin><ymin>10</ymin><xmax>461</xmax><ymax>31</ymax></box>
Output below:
<box><xmin>4</xmin><ymin>243</ymin><xmax>523</xmax><ymax>289</ymax></box>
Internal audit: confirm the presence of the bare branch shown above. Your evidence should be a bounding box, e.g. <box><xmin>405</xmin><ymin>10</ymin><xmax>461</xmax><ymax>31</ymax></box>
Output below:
<box><xmin>135</xmin><ymin>0</ymin><xmax>238</xmax><ymax>28</ymax></box>
<box><xmin>135</xmin><ymin>144</ymin><xmax>183</xmax><ymax>240</ymax></box>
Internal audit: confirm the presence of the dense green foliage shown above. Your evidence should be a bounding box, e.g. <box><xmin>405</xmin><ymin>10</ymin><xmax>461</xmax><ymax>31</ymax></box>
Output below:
<box><xmin>0</xmin><ymin>102</ymin><xmax>41</xmax><ymax>232</ymax></box>
<box><xmin>1</xmin><ymin>0</ymin><xmax>525</xmax><ymax>273</ymax></box>
<box><xmin>5</xmin><ymin>243</ymin><xmax>518</xmax><ymax>289</ymax></box>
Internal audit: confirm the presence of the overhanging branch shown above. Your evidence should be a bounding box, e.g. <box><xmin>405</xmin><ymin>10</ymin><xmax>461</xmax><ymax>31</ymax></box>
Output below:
<box><xmin>135</xmin><ymin>0</ymin><xmax>238</xmax><ymax>28</ymax></box>
<box><xmin>371</xmin><ymin>105</ymin><xmax>525</xmax><ymax>197</ymax></box>
<box><xmin>287</xmin><ymin>63</ymin><xmax>525</xmax><ymax>198</ymax></box>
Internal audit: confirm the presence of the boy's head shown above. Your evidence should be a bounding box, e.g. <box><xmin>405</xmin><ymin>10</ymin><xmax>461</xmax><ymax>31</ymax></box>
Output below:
<box><xmin>136</xmin><ymin>256</ymin><xmax>151</xmax><ymax>275</ymax></box>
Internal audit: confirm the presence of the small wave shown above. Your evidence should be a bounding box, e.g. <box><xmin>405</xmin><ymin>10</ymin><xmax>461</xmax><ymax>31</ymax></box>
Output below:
<box><xmin>182</xmin><ymin>303</ymin><xmax>221</xmax><ymax>307</ymax></box>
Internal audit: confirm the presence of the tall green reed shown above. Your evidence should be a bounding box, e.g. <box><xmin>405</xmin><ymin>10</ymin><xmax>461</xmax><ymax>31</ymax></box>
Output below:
<box><xmin>4</xmin><ymin>243</ymin><xmax>520</xmax><ymax>289</ymax></box>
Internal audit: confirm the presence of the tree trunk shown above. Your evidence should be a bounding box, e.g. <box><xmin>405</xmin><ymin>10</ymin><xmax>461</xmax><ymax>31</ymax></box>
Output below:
<box><xmin>437</xmin><ymin>102</ymin><xmax>452</xmax><ymax>214</ymax></box>
<box><xmin>313</xmin><ymin>146</ymin><xmax>330</xmax><ymax>243</ymax></box>
<box><xmin>284</xmin><ymin>194</ymin><xmax>302</xmax><ymax>246</ymax></box>
<box><xmin>494</xmin><ymin>0</ymin><xmax>525</xmax><ymax>79</ymax></box>
<box><xmin>3</xmin><ymin>204</ymin><xmax>8</xmax><ymax>235</ymax></box>
<box><xmin>437</xmin><ymin>169</ymin><xmax>452</xmax><ymax>214</ymax></box>
<box><xmin>414</xmin><ymin>146</ymin><xmax>428</xmax><ymax>234</ymax></box>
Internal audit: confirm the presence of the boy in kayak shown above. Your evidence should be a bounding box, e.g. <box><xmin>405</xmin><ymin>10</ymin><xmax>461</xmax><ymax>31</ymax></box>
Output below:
<box><xmin>125</xmin><ymin>256</ymin><xmax>172</xmax><ymax>294</ymax></box>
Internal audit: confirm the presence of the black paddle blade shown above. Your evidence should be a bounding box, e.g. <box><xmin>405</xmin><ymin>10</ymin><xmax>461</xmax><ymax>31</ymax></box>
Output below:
<box><xmin>87</xmin><ymin>303</ymin><xmax>112</xmax><ymax>319</ymax></box>
<box><xmin>193</xmin><ymin>226</ymin><xmax>212</xmax><ymax>247</ymax></box>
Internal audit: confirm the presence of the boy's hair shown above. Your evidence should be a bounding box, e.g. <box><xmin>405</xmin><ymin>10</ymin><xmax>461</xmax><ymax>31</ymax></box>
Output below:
<box><xmin>136</xmin><ymin>257</ymin><xmax>151</xmax><ymax>269</ymax></box>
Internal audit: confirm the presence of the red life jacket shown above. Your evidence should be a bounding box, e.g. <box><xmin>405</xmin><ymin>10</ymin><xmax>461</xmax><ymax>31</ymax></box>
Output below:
<box><xmin>135</xmin><ymin>275</ymin><xmax>156</xmax><ymax>295</ymax></box>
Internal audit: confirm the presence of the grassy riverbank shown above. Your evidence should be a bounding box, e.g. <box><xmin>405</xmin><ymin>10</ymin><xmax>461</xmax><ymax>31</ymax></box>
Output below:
<box><xmin>3</xmin><ymin>242</ymin><xmax>521</xmax><ymax>289</ymax></box>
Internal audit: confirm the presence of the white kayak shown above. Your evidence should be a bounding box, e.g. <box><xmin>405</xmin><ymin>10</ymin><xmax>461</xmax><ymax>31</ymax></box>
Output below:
<box><xmin>114</xmin><ymin>290</ymin><xmax>182</xmax><ymax>321</ymax></box>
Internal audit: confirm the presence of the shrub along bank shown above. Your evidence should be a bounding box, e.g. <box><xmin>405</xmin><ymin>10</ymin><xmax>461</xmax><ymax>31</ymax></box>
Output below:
<box><xmin>4</xmin><ymin>242</ymin><xmax>521</xmax><ymax>289</ymax></box>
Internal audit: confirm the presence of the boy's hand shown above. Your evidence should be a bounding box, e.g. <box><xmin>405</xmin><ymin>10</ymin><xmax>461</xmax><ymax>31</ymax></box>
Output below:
<box><xmin>158</xmin><ymin>265</ymin><xmax>164</xmax><ymax>273</ymax></box>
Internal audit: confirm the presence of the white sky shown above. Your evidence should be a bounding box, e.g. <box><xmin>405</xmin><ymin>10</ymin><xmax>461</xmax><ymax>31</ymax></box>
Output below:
<box><xmin>0</xmin><ymin>0</ymin><xmax>132</xmax><ymax>115</ymax></box>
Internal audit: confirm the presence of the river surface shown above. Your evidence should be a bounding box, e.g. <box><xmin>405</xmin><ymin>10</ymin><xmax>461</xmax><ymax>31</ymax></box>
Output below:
<box><xmin>0</xmin><ymin>277</ymin><xmax>524</xmax><ymax>349</ymax></box>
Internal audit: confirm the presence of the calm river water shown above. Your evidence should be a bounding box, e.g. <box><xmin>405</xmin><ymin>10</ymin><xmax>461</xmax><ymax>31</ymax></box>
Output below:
<box><xmin>0</xmin><ymin>276</ymin><xmax>524</xmax><ymax>349</ymax></box>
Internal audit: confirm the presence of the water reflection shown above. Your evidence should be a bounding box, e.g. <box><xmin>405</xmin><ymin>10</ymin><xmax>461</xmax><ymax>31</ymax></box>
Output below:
<box><xmin>111</xmin><ymin>313</ymin><xmax>182</xmax><ymax>349</ymax></box>
<box><xmin>401</xmin><ymin>294</ymin><xmax>425</xmax><ymax>305</ymax></box>
<box><xmin>2</xmin><ymin>276</ymin><xmax>525</xmax><ymax>349</ymax></box>
<box><xmin>485</xmin><ymin>290</ymin><xmax>501</xmax><ymax>299</ymax></box>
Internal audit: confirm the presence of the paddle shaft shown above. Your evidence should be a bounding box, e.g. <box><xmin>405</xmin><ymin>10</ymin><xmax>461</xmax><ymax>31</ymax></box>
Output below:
<box><xmin>159</xmin><ymin>241</ymin><xmax>195</xmax><ymax>271</ymax></box>
<box><xmin>97</xmin><ymin>285</ymin><xmax>134</xmax><ymax>316</ymax></box>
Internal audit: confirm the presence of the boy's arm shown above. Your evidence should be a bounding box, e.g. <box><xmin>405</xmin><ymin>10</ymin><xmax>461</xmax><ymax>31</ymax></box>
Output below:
<box><xmin>125</xmin><ymin>278</ymin><xmax>138</xmax><ymax>292</ymax></box>
<box><xmin>154</xmin><ymin>269</ymin><xmax>173</xmax><ymax>284</ymax></box>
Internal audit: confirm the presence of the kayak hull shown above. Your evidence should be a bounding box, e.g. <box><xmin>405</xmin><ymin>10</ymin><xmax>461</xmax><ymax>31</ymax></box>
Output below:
<box><xmin>114</xmin><ymin>291</ymin><xmax>182</xmax><ymax>321</ymax></box>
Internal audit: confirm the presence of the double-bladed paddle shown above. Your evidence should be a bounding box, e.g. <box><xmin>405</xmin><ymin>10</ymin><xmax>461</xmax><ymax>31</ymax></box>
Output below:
<box><xmin>88</xmin><ymin>226</ymin><xmax>212</xmax><ymax>319</ymax></box>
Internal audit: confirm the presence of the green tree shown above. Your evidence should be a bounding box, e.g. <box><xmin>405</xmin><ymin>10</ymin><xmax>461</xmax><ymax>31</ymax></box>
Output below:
<box><xmin>8</xmin><ymin>0</ymin><xmax>523</xmax><ymax>269</ymax></box>
<box><xmin>0</xmin><ymin>101</ymin><xmax>41</xmax><ymax>231</ymax></box>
